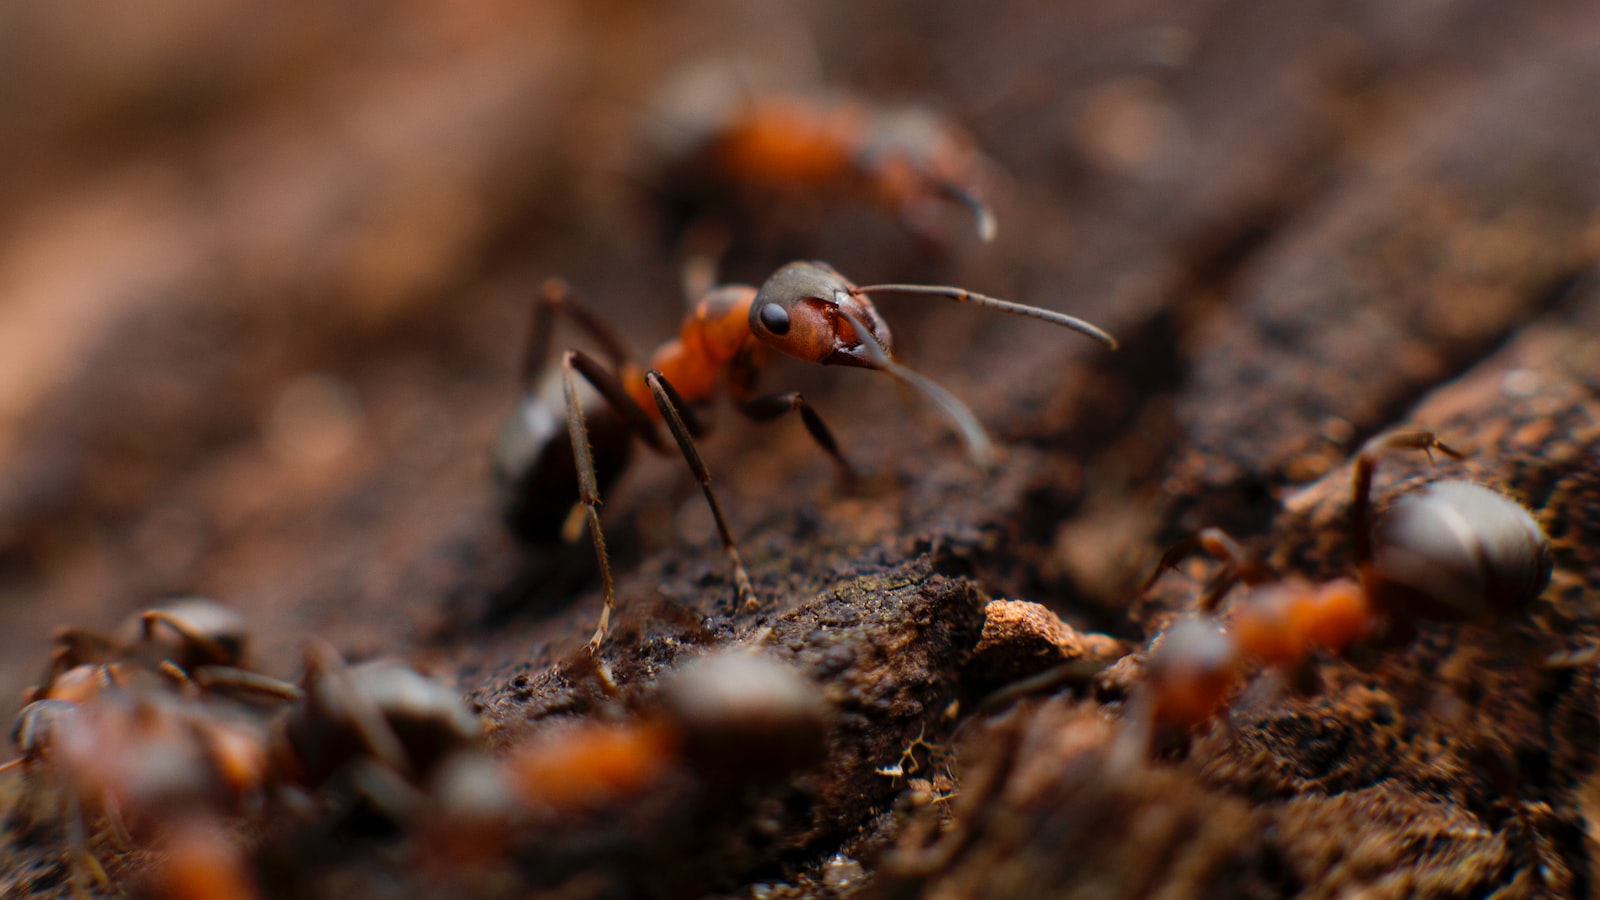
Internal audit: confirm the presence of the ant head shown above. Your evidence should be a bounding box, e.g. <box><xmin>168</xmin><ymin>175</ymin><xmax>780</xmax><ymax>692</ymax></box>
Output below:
<box><xmin>749</xmin><ymin>261</ymin><xmax>894</xmax><ymax>369</ymax></box>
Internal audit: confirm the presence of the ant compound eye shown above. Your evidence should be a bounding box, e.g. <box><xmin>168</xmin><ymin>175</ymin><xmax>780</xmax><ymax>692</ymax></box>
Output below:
<box><xmin>758</xmin><ymin>303</ymin><xmax>791</xmax><ymax>335</ymax></box>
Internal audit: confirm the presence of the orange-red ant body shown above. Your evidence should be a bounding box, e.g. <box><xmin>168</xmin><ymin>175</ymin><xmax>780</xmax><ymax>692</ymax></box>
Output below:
<box><xmin>1135</xmin><ymin>430</ymin><xmax>1553</xmax><ymax>736</ymax></box>
<box><xmin>494</xmin><ymin>261</ymin><xmax>1117</xmax><ymax>651</ymax></box>
<box><xmin>648</xmin><ymin>87</ymin><xmax>999</xmax><ymax>248</ymax></box>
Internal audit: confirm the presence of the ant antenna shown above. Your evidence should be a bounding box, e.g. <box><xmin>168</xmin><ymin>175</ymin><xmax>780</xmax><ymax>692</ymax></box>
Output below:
<box><xmin>837</xmin><ymin>308</ymin><xmax>996</xmax><ymax>471</ymax></box>
<box><xmin>849</xmin><ymin>284</ymin><xmax>1117</xmax><ymax>350</ymax></box>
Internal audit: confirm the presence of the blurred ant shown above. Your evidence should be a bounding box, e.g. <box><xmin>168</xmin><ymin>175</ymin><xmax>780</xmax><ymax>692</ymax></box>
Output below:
<box><xmin>507</xmin><ymin>650</ymin><xmax>826</xmax><ymax>803</ymax></box>
<box><xmin>270</xmin><ymin>641</ymin><xmax>483</xmax><ymax>827</ymax></box>
<box><xmin>494</xmin><ymin>261</ymin><xmax>1117</xmax><ymax>651</ymax></box>
<box><xmin>647</xmin><ymin>83</ymin><xmax>1000</xmax><ymax>251</ymax></box>
<box><xmin>423</xmin><ymin>649</ymin><xmax>828</xmax><ymax>874</ymax></box>
<box><xmin>2</xmin><ymin>675</ymin><xmax>276</xmax><ymax>898</ymax></box>
<box><xmin>29</xmin><ymin>597</ymin><xmax>301</xmax><ymax>705</ymax></box>
<box><xmin>1131</xmin><ymin>429</ymin><xmax>1553</xmax><ymax>741</ymax></box>
<box><xmin>1</xmin><ymin>698</ymin><xmax>113</xmax><ymax>896</ymax></box>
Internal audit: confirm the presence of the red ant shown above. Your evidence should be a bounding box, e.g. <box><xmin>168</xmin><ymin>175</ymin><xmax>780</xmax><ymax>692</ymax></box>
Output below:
<box><xmin>1133</xmin><ymin>429</ymin><xmax>1553</xmax><ymax>738</ymax></box>
<box><xmin>493</xmin><ymin>261</ymin><xmax>1117</xmax><ymax>652</ymax></box>
<box><xmin>647</xmin><ymin>83</ymin><xmax>1000</xmax><ymax>250</ymax></box>
<box><xmin>421</xmin><ymin>649</ymin><xmax>829</xmax><ymax>876</ymax></box>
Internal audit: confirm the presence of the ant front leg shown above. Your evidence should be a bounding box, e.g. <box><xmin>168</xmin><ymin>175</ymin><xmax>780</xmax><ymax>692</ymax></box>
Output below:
<box><xmin>735</xmin><ymin>393</ymin><xmax>854</xmax><ymax>481</ymax></box>
<box><xmin>562</xmin><ymin>353</ymin><xmax>760</xmax><ymax>652</ymax></box>
<box><xmin>727</xmin><ymin>352</ymin><xmax>853</xmax><ymax>480</ymax></box>
<box><xmin>646</xmin><ymin>372</ymin><xmax>759</xmax><ymax>613</ymax></box>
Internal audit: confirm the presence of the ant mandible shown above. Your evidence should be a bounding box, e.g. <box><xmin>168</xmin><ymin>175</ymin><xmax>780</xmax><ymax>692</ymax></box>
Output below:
<box><xmin>494</xmin><ymin>261</ymin><xmax>1118</xmax><ymax>652</ymax></box>
<box><xmin>1133</xmin><ymin>429</ymin><xmax>1553</xmax><ymax>738</ymax></box>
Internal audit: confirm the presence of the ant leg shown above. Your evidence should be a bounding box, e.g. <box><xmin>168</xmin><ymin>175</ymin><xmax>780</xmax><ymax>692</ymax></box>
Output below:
<box><xmin>1349</xmin><ymin>430</ymin><xmax>1463</xmax><ymax>570</ymax></box>
<box><xmin>559</xmin><ymin>349</ymin><xmax>687</xmax><ymax>653</ymax></box>
<box><xmin>736</xmin><ymin>392</ymin><xmax>855</xmax><ymax>480</ymax></box>
<box><xmin>646</xmin><ymin>371</ymin><xmax>759</xmax><ymax>613</ymax></box>
<box><xmin>302</xmin><ymin>640</ymin><xmax>413</xmax><ymax>779</ymax></box>
<box><xmin>100</xmin><ymin>796</ymin><xmax>135</xmax><ymax>851</ymax></box>
<box><xmin>156</xmin><ymin>661</ymin><xmax>204</xmax><ymax>698</ymax></box>
<box><xmin>24</xmin><ymin>646</ymin><xmax>77</xmax><ymax>704</ymax></box>
<box><xmin>1140</xmin><ymin>527</ymin><xmax>1269</xmax><ymax>612</ymax></box>
<box><xmin>191</xmin><ymin>665</ymin><xmax>304</xmax><ymax>702</ymax></box>
<box><xmin>564</xmin><ymin>356</ymin><xmax>626</xmax><ymax>654</ymax></box>
<box><xmin>141</xmin><ymin>611</ymin><xmax>235</xmax><ymax>666</ymax></box>
<box><xmin>63</xmin><ymin>783</ymin><xmax>111</xmax><ymax>897</ymax></box>
<box><xmin>521</xmin><ymin>279</ymin><xmax>635</xmax><ymax>388</ymax></box>
<box><xmin>346</xmin><ymin>757</ymin><xmax>429</xmax><ymax>825</ymax></box>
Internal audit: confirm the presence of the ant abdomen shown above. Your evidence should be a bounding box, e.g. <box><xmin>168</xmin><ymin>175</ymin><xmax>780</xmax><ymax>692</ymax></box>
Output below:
<box><xmin>1370</xmin><ymin>480</ymin><xmax>1553</xmax><ymax>621</ymax></box>
<box><xmin>494</xmin><ymin>375</ymin><xmax>634</xmax><ymax>545</ymax></box>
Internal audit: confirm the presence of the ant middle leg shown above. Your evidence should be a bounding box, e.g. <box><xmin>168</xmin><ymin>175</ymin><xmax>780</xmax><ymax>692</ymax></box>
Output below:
<box><xmin>646</xmin><ymin>372</ymin><xmax>759</xmax><ymax>613</ymax></box>
<box><xmin>560</xmin><ymin>352</ymin><xmax>755</xmax><ymax>652</ymax></box>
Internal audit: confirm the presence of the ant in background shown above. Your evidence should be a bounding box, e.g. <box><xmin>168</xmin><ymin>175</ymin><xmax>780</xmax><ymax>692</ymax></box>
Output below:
<box><xmin>29</xmin><ymin>597</ymin><xmax>301</xmax><ymax>705</ymax></box>
<box><xmin>642</xmin><ymin>66</ymin><xmax>999</xmax><ymax>254</ymax></box>
<box><xmin>1129</xmin><ymin>429</ymin><xmax>1553</xmax><ymax>745</ymax></box>
<box><xmin>270</xmin><ymin>640</ymin><xmax>482</xmax><ymax>828</ymax></box>
<box><xmin>419</xmin><ymin>649</ymin><xmax>829</xmax><ymax>883</ymax></box>
<box><xmin>494</xmin><ymin>261</ymin><xmax>1117</xmax><ymax>652</ymax></box>
<box><xmin>2</xmin><ymin>671</ymin><xmax>277</xmax><ymax>898</ymax></box>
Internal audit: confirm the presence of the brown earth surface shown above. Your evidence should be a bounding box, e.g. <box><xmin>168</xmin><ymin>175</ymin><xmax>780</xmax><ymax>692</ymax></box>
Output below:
<box><xmin>2</xmin><ymin>1</ymin><xmax>1599</xmax><ymax>897</ymax></box>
